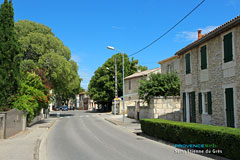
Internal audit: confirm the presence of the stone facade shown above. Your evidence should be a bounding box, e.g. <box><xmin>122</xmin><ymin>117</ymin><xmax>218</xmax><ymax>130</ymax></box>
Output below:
<box><xmin>159</xmin><ymin>55</ymin><xmax>180</xmax><ymax>74</ymax></box>
<box><xmin>178</xmin><ymin>22</ymin><xmax>240</xmax><ymax>128</ymax></box>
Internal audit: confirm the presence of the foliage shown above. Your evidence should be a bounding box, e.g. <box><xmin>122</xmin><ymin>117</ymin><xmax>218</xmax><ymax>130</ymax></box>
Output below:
<box><xmin>88</xmin><ymin>53</ymin><xmax>147</xmax><ymax>110</ymax></box>
<box><xmin>138</xmin><ymin>73</ymin><xmax>180</xmax><ymax>103</ymax></box>
<box><xmin>13</xmin><ymin>95</ymin><xmax>38</xmax><ymax>120</ymax></box>
<box><xmin>15</xmin><ymin>20</ymin><xmax>70</xmax><ymax>61</ymax></box>
<box><xmin>140</xmin><ymin>119</ymin><xmax>240</xmax><ymax>160</ymax></box>
<box><xmin>12</xmin><ymin>72</ymin><xmax>50</xmax><ymax>120</ymax></box>
<box><xmin>38</xmin><ymin>53</ymin><xmax>82</xmax><ymax>102</ymax></box>
<box><xmin>15</xmin><ymin>20</ymin><xmax>82</xmax><ymax>103</ymax></box>
<box><xmin>0</xmin><ymin>0</ymin><xmax>22</xmax><ymax>110</ymax></box>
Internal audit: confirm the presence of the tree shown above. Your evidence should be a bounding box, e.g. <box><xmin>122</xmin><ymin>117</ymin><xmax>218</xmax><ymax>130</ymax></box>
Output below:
<box><xmin>15</xmin><ymin>20</ymin><xmax>82</xmax><ymax>105</ymax></box>
<box><xmin>0</xmin><ymin>0</ymin><xmax>21</xmax><ymax>110</ymax></box>
<box><xmin>15</xmin><ymin>20</ymin><xmax>71</xmax><ymax>62</ymax></box>
<box><xmin>38</xmin><ymin>53</ymin><xmax>82</xmax><ymax>104</ymax></box>
<box><xmin>138</xmin><ymin>73</ymin><xmax>180</xmax><ymax>103</ymax></box>
<box><xmin>88</xmin><ymin>53</ymin><xmax>147</xmax><ymax>111</ymax></box>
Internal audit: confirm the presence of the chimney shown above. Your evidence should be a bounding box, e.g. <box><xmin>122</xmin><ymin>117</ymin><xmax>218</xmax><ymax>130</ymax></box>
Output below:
<box><xmin>198</xmin><ymin>30</ymin><xmax>202</xmax><ymax>39</ymax></box>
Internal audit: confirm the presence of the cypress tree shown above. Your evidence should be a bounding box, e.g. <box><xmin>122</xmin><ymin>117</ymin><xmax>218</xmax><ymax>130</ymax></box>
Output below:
<box><xmin>0</xmin><ymin>0</ymin><xmax>21</xmax><ymax>110</ymax></box>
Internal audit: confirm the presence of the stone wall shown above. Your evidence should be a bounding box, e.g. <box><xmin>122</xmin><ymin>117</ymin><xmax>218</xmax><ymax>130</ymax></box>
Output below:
<box><xmin>128</xmin><ymin>97</ymin><xmax>181</xmax><ymax>121</ymax></box>
<box><xmin>179</xmin><ymin>25</ymin><xmax>240</xmax><ymax>128</ymax></box>
<box><xmin>0</xmin><ymin>109</ymin><xmax>26</xmax><ymax>139</ymax></box>
<box><xmin>127</xmin><ymin>106</ymin><xmax>135</xmax><ymax>118</ymax></box>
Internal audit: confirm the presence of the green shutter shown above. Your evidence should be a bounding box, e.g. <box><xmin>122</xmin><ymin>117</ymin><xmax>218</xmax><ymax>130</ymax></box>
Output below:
<box><xmin>207</xmin><ymin>92</ymin><xmax>212</xmax><ymax>115</ymax></box>
<box><xmin>224</xmin><ymin>33</ymin><xmax>233</xmax><ymax>63</ymax></box>
<box><xmin>201</xmin><ymin>45</ymin><xmax>207</xmax><ymax>70</ymax></box>
<box><xmin>185</xmin><ymin>53</ymin><xmax>191</xmax><ymax>74</ymax></box>
<box><xmin>198</xmin><ymin>93</ymin><xmax>202</xmax><ymax>114</ymax></box>
<box><xmin>191</xmin><ymin>92</ymin><xmax>196</xmax><ymax>123</ymax></box>
<box><xmin>183</xmin><ymin>93</ymin><xmax>186</xmax><ymax>122</ymax></box>
<box><xmin>225</xmin><ymin>88</ymin><xmax>234</xmax><ymax>127</ymax></box>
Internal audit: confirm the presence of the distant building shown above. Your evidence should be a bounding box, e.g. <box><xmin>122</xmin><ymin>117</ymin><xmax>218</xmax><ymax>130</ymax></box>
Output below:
<box><xmin>77</xmin><ymin>92</ymin><xmax>96</xmax><ymax>110</ymax></box>
<box><xmin>158</xmin><ymin>55</ymin><xmax>180</xmax><ymax>74</ymax></box>
<box><xmin>120</xmin><ymin>68</ymin><xmax>161</xmax><ymax>114</ymax></box>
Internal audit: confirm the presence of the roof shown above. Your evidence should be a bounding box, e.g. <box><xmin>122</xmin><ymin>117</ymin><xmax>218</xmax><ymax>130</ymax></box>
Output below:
<box><xmin>175</xmin><ymin>15</ymin><xmax>240</xmax><ymax>56</ymax></box>
<box><xmin>124</xmin><ymin>68</ymin><xmax>161</xmax><ymax>80</ymax></box>
<box><xmin>80</xmin><ymin>91</ymin><xmax>86</xmax><ymax>95</ymax></box>
<box><xmin>158</xmin><ymin>55</ymin><xmax>178</xmax><ymax>64</ymax></box>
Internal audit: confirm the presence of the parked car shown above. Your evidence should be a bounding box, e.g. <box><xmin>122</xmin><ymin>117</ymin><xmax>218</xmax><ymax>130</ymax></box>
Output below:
<box><xmin>61</xmin><ymin>105</ymin><xmax>68</xmax><ymax>111</ymax></box>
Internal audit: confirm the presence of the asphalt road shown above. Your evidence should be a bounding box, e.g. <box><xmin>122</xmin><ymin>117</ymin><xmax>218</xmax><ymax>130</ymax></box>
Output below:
<box><xmin>46</xmin><ymin>111</ymin><xmax>212</xmax><ymax>160</ymax></box>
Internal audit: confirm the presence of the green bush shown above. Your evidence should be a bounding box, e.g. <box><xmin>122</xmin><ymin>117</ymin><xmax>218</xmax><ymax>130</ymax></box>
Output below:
<box><xmin>12</xmin><ymin>72</ymin><xmax>50</xmax><ymax>121</ymax></box>
<box><xmin>138</xmin><ymin>73</ymin><xmax>180</xmax><ymax>103</ymax></box>
<box><xmin>12</xmin><ymin>95</ymin><xmax>38</xmax><ymax>120</ymax></box>
<box><xmin>140</xmin><ymin>119</ymin><xmax>240</xmax><ymax>160</ymax></box>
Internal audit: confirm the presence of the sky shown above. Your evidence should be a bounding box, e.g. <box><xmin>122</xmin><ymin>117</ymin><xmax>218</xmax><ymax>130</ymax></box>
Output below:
<box><xmin>8</xmin><ymin>0</ymin><xmax>240</xmax><ymax>89</ymax></box>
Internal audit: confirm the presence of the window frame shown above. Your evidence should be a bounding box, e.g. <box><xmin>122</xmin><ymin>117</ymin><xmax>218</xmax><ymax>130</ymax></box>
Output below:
<box><xmin>185</xmin><ymin>53</ymin><xmax>191</xmax><ymax>74</ymax></box>
<box><xmin>200</xmin><ymin>45</ymin><xmax>207</xmax><ymax>70</ymax></box>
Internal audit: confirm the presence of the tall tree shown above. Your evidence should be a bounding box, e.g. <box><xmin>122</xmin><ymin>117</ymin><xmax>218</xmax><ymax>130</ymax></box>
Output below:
<box><xmin>0</xmin><ymin>0</ymin><xmax>21</xmax><ymax>110</ymax></box>
<box><xmin>88</xmin><ymin>53</ymin><xmax>147</xmax><ymax>111</ymax></box>
<box><xmin>15</xmin><ymin>20</ymin><xmax>82</xmax><ymax>104</ymax></box>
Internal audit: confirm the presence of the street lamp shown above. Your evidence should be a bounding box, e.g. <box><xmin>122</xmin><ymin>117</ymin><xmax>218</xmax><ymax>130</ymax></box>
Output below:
<box><xmin>107</xmin><ymin>46</ymin><xmax>126</xmax><ymax>123</ymax></box>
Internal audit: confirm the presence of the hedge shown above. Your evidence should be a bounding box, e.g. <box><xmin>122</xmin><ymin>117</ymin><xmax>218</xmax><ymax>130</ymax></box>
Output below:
<box><xmin>140</xmin><ymin>119</ymin><xmax>240</xmax><ymax>160</ymax></box>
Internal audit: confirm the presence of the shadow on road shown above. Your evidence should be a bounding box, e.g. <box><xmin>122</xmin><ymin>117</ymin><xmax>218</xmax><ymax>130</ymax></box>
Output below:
<box><xmin>49</xmin><ymin>113</ymin><xmax>74</xmax><ymax>117</ymax></box>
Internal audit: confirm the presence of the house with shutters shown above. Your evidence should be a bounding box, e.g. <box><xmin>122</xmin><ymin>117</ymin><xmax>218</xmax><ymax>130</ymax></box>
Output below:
<box><xmin>158</xmin><ymin>55</ymin><xmax>180</xmax><ymax>74</ymax></box>
<box><xmin>176</xmin><ymin>15</ymin><xmax>240</xmax><ymax>128</ymax></box>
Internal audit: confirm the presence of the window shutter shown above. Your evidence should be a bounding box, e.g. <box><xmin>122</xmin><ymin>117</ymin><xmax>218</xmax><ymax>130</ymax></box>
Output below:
<box><xmin>191</xmin><ymin>92</ymin><xmax>196</xmax><ymax>123</ymax></box>
<box><xmin>201</xmin><ymin>46</ymin><xmax>207</xmax><ymax>70</ymax></box>
<box><xmin>198</xmin><ymin>93</ymin><xmax>202</xmax><ymax>114</ymax></box>
<box><xmin>185</xmin><ymin>54</ymin><xmax>191</xmax><ymax>74</ymax></box>
<box><xmin>183</xmin><ymin>93</ymin><xmax>186</xmax><ymax>122</ymax></box>
<box><xmin>224</xmin><ymin>33</ymin><xmax>233</xmax><ymax>63</ymax></box>
<box><xmin>207</xmin><ymin>92</ymin><xmax>212</xmax><ymax>115</ymax></box>
<box><xmin>225</xmin><ymin>88</ymin><xmax>234</xmax><ymax>127</ymax></box>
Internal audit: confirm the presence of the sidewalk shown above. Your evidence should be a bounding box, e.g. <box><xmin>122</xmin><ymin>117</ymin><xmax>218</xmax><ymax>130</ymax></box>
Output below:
<box><xmin>0</xmin><ymin>117</ymin><xmax>57</xmax><ymax>160</ymax></box>
<box><xmin>99</xmin><ymin>113</ymin><xmax>141</xmax><ymax>134</ymax></box>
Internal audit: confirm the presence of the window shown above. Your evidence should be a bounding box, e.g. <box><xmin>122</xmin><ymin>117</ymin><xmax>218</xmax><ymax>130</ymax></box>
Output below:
<box><xmin>185</xmin><ymin>53</ymin><xmax>191</xmax><ymax>74</ymax></box>
<box><xmin>201</xmin><ymin>45</ymin><xmax>207</xmax><ymax>70</ymax></box>
<box><xmin>167</xmin><ymin>63</ymin><xmax>174</xmax><ymax>73</ymax></box>
<box><xmin>198</xmin><ymin>92</ymin><xmax>212</xmax><ymax>115</ymax></box>
<box><xmin>223</xmin><ymin>32</ymin><xmax>233</xmax><ymax>63</ymax></box>
<box><xmin>204</xmin><ymin>93</ymin><xmax>208</xmax><ymax>113</ymax></box>
<box><xmin>129</xmin><ymin>79</ymin><xmax>131</xmax><ymax>90</ymax></box>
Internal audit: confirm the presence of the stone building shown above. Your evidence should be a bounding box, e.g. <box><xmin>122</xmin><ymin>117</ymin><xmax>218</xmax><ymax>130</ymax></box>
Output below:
<box><xmin>114</xmin><ymin>68</ymin><xmax>161</xmax><ymax>115</ymax></box>
<box><xmin>124</xmin><ymin>68</ymin><xmax>161</xmax><ymax>106</ymax></box>
<box><xmin>158</xmin><ymin>55</ymin><xmax>180</xmax><ymax>74</ymax></box>
<box><xmin>176</xmin><ymin>16</ymin><xmax>240</xmax><ymax>128</ymax></box>
<box><xmin>78</xmin><ymin>92</ymin><xmax>96</xmax><ymax>110</ymax></box>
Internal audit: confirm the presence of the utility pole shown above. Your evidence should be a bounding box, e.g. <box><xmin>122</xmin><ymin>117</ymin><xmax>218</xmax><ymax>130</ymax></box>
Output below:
<box><xmin>114</xmin><ymin>57</ymin><xmax>118</xmax><ymax>115</ymax></box>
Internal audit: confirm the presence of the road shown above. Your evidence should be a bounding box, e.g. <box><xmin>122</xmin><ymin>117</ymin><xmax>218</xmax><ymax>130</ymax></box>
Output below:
<box><xmin>46</xmin><ymin>111</ymin><xmax>211</xmax><ymax>160</ymax></box>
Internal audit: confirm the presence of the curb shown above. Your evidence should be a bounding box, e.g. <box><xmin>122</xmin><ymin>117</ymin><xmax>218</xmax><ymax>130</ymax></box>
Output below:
<box><xmin>34</xmin><ymin>119</ymin><xmax>58</xmax><ymax>160</ymax></box>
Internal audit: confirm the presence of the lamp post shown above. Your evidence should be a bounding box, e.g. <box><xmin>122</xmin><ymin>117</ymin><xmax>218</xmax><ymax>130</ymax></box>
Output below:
<box><xmin>107</xmin><ymin>46</ymin><xmax>125</xmax><ymax>123</ymax></box>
